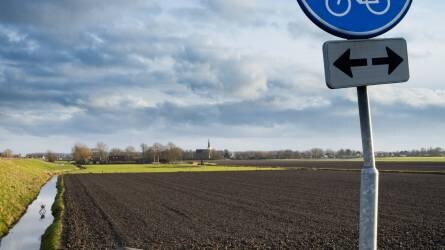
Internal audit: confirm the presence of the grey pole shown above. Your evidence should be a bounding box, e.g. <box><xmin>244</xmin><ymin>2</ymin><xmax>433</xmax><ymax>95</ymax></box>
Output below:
<box><xmin>357</xmin><ymin>86</ymin><xmax>379</xmax><ymax>250</ymax></box>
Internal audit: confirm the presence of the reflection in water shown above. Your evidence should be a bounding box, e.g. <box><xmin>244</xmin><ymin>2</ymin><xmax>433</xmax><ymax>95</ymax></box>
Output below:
<box><xmin>39</xmin><ymin>204</ymin><xmax>46</xmax><ymax>219</ymax></box>
<box><xmin>0</xmin><ymin>176</ymin><xmax>58</xmax><ymax>250</ymax></box>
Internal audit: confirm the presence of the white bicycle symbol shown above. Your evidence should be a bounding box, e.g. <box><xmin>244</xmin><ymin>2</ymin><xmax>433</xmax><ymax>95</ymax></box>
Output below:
<box><xmin>326</xmin><ymin>0</ymin><xmax>391</xmax><ymax>17</ymax></box>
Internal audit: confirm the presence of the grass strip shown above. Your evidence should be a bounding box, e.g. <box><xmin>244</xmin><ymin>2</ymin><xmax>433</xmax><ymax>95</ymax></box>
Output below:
<box><xmin>287</xmin><ymin>167</ymin><xmax>445</xmax><ymax>175</ymax></box>
<box><xmin>40</xmin><ymin>176</ymin><xmax>65</xmax><ymax>250</ymax></box>
<box><xmin>70</xmin><ymin>164</ymin><xmax>284</xmax><ymax>174</ymax></box>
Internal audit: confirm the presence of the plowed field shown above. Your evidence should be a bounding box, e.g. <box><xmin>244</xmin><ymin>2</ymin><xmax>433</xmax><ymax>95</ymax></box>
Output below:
<box><xmin>62</xmin><ymin>171</ymin><xmax>444</xmax><ymax>249</ymax></box>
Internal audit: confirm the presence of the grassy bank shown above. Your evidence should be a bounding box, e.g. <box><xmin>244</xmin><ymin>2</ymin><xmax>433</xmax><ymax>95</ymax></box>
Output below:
<box><xmin>0</xmin><ymin>159</ymin><xmax>76</xmax><ymax>237</ymax></box>
<box><xmin>71</xmin><ymin>164</ymin><xmax>284</xmax><ymax>174</ymax></box>
<box><xmin>40</xmin><ymin>176</ymin><xmax>65</xmax><ymax>250</ymax></box>
<box><xmin>376</xmin><ymin>157</ymin><xmax>445</xmax><ymax>162</ymax></box>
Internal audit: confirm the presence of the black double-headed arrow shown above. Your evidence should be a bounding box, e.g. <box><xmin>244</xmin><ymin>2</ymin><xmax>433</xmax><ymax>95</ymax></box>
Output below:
<box><xmin>334</xmin><ymin>47</ymin><xmax>404</xmax><ymax>78</ymax></box>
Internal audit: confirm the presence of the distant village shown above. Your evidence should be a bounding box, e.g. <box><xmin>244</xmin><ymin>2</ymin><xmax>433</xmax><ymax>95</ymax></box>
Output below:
<box><xmin>1</xmin><ymin>143</ymin><xmax>445</xmax><ymax>164</ymax></box>
<box><xmin>24</xmin><ymin>140</ymin><xmax>224</xmax><ymax>164</ymax></box>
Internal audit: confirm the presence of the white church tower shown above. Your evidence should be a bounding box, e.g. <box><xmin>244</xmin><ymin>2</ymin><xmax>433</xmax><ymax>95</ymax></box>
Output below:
<box><xmin>207</xmin><ymin>139</ymin><xmax>212</xmax><ymax>160</ymax></box>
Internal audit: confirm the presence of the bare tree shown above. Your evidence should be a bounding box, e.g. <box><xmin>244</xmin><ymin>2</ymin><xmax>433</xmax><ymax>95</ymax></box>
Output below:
<box><xmin>310</xmin><ymin>148</ymin><xmax>324</xmax><ymax>159</ymax></box>
<box><xmin>72</xmin><ymin>144</ymin><xmax>92</xmax><ymax>164</ymax></box>
<box><xmin>152</xmin><ymin>143</ymin><xmax>163</xmax><ymax>163</ymax></box>
<box><xmin>125</xmin><ymin>146</ymin><xmax>136</xmax><ymax>153</ymax></box>
<box><xmin>109</xmin><ymin>148</ymin><xmax>123</xmax><ymax>155</ymax></box>
<box><xmin>96</xmin><ymin>142</ymin><xmax>109</xmax><ymax>163</ymax></box>
<box><xmin>140</xmin><ymin>143</ymin><xmax>148</xmax><ymax>163</ymax></box>
<box><xmin>223</xmin><ymin>149</ymin><xmax>231</xmax><ymax>159</ymax></box>
<box><xmin>2</xmin><ymin>149</ymin><xmax>13</xmax><ymax>158</ymax></box>
<box><xmin>125</xmin><ymin>146</ymin><xmax>136</xmax><ymax>161</ymax></box>
<box><xmin>166</xmin><ymin>142</ymin><xmax>183</xmax><ymax>163</ymax></box>
<box><xmin>47</xmin><ymin>151</ymin><xmax>57</xmax><ymax>162</ymax></box>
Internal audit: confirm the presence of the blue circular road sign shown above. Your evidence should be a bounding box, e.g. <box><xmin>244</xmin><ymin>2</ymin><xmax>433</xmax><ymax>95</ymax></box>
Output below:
<box><xmin>296</xmin><ymin>0</ymin><xmax>412</xmax><ymax>39</ymax></box>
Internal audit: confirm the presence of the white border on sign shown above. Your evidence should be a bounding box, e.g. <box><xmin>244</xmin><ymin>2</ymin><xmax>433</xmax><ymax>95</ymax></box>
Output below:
<box><xmin>300</xmin><ymin>0</ymin><xmax>411</xmax><ymax>37</ymax></box>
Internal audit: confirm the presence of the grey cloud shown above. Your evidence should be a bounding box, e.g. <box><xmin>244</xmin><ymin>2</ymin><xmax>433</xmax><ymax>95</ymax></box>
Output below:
<box><xmin>0</xmin><ymin>97</ymin><xmax>352</xmax><ymax>136</ymax></box>
<box><xmin>12</xmin><ymin>93</ymin><xmax>444</xmax><ymax>140</ymax></box>
<box><xmin>0</xmin><ymin>0</ymin><xmax>160</xmax><ymax>28</ymax></box>
<box><xmin>175</xmin><ymin>46</ymin><xmax>268</xmax><ymax>99</ymax></box>
<box><xmin>287</xmin><ymin>21</ymin><xmax>332</xmax><ymax>41</ymax></box>
<box><xmin>200</xmin><ymin>0</ymin><xmax>256</xmax><ymax>21</ymax></box>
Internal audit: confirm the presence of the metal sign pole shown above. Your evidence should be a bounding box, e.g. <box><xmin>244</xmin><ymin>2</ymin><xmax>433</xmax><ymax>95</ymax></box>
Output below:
<box><xmin>357</xmin><ymin>86</ymin><xmax>379</xmax><ymax>250</ymax></box>
<box><xmin>295</xmin><ymin>1</ymin><xmax>411</xmax><ymax>249</ymax></box>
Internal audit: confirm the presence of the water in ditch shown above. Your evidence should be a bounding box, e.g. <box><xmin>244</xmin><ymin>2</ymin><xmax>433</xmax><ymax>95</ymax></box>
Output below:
<box><xmin>0</xmin><ymin>176</ymin><xmax>58</xmax><ymax>250</ymax></box>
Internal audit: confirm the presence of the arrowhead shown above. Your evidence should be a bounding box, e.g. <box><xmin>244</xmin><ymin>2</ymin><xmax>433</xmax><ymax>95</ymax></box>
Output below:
<box><xmin>334</xmin><ymin>49</ymin><xmax>353</xmax><ymax>78</ymax></box>
<box><xmin>386</xmin><ymin>47</ymin><xmax>404</xmax><ymax>75</ymax></box>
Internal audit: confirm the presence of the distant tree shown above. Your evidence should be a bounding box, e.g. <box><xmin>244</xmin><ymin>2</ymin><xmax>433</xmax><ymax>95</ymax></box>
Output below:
<box><xmin>293</xmin><ymin>151</ymin><xmax>303</xmax><ymax>159</ymax></box>
<box><xmin>325</xmin><ymin>149</ymin><xmax>336</xmax><ymax>159</ymax></box>
<box><xmin>310</xmin><ymin>148</ymin><xmax>324</xmax><ymax>159</ymax></box>
<box><xmin>72</xmin><ymin>144</ymin><xmax>92</xmax><ymax>164</ymax></box>
<box><xmin>140</xmin><ymin>143</ymin><xmax>149</xmax><ymax>163</ymax></box>
<box><xmin>125</xmin><ymin>146</ymin><xmax>136</xmax><ymax>153</ymax></box>
<box><xmin>211</xmin><ymin>150</ymin><xmax>225</xmax><ymax>160</ymax></box>
<box><xmin>223</xmin><ymin>149</ymin><xmax>231</xmax><ymax>159</ymax></box>
<box><xmin>151</xmin><ymin>143</ymin><xmax>163</xmax><ymax>163</ymax></box>
<box><xmin>46</xmin><ymin>151</ymin><xmax>57</xmax><ymax>163</ymax></box>
<box><xmin>283</xmin><ymin>150</ymin><xmax>294</xmax><ymax>159</ymax></box>
<box><xmin>109</xmin><ymin>148</ymin><xmax>123</xmax><ymax>155</ymax></box>
<box><xmin>182</xmin><ymin>150</ymin><xmax>195</xmax><ymax>161</ymax></box>
<box><xmin>165</xmin><ymin>142</ymin><xmax>183</xmax><ymax>162</ymax></box>
<box><xmin>124</xmin><ymin>146</ymin><xmax>137</xmax><ymax>161</ymax></box>
<box><xmin>430</xmin><ymin>147</ymin><xmax>443</xmax><ymax>157</ymax></box>
<box><xmin>2</xmin><ymin>149</ymin><xmax>13</xmax><ymax>158</ymax></box>
<box><xmin>96</xmin><ymin>142</ymin><xmax>109</xmax><ymax>163</ymax></box>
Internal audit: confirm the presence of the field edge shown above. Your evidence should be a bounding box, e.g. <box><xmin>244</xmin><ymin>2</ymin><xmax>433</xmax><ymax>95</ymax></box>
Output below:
<box><xmin>71</xmin><ymin>164</ymin><xmax>285</xmax><ymax>174</ymax></box>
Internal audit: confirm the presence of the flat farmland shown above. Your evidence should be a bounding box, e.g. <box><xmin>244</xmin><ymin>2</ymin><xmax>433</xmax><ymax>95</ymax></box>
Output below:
<box><xmin>213</xmin><ymin>159</ymin><xmax>445</xmax><ymax>173</ymax></box>
<box><xmin>62</xmin><ymin>171</ymin><xmax>444</xmax><ymax>249</ymax></box>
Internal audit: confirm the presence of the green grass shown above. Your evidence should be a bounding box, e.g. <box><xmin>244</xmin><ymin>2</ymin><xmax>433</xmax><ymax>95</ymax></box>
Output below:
<box><xmin>71</xmin><ymin>164</ymin><xmax>283</xmax><ymax>174</ymax></box>
<box><xmin>0</xmin><ymin>159</ymin><xmax>77</xmax><ymax>237</ymax></box>
<box><xmin>375</xmin><ymin>157</ymin><xmax>445</xmax><ymax>162</ymax></box>
<box><xmin>298</xmin><ymin>167</ymin><xmax>445</xmax><ymax>175</ymax></box>
<box><xmin>40</xmin><ymin>176</ymin><xmax>65</xmax><ymax>250</ymax></box>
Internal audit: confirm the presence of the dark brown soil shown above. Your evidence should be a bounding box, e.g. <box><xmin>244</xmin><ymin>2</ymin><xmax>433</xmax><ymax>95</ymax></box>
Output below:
<box><xmin>214</xmin><ymin>159</ymin><xmax>445</xmax><ymax>172</ymax></box>
<box><xmin>61</xmin><ymin>171</ymin><xmax>445</xmax><ymax>249</ymax></box>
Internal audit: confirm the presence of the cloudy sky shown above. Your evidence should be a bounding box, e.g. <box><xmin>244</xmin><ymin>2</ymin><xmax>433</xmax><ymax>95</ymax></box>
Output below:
<box><xmin>0</xmin><ymin>0</ymin><xmax>444</xmax><ymax>153</ymax></box>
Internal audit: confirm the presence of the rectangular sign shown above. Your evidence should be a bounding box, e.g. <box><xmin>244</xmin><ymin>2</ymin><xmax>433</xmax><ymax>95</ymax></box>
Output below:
<box><xmin>323</xmin><ymin>38</ymin><xmax>409</xmax><ymax>89</ymax></box>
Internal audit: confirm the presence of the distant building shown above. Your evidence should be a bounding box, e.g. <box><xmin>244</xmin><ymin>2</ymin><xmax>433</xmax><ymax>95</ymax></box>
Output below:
<box><xmin>26</xmin><ymin>153</ymin><xmax>72</xmax><ymax>161</ymax></box>
<box><xmin>26</xmin><ymin>153</ymin><xmax>46</xmax><ymax>160</ymax></box>
<box><xmin>195</xmin><ymin>139</ymin><xmax>212</xmax><ymax>162</ymax></box>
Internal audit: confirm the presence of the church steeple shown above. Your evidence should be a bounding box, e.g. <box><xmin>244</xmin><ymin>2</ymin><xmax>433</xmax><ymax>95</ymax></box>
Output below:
<box><xmin>207</xmin><ymin>139</ymin><xmax>211</xmax><ymax>160</ymax></box>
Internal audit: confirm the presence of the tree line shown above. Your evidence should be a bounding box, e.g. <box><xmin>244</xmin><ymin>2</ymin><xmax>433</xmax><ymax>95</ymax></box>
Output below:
<box><xmin>71</xmin><ymin>142</ymin><xmax>229</xmax><ymax>164</ymax></box>
<box><xmin>72</xmin><ymin>142</ymin><xmax>182</xmax><ymax>164</ymax></box>
<box><xmin>231</xmin><ymin>147</ymin><xmax>445</xmax><ymax>160</ymax></box>
<box><xmin>232</xmin><ymin>148</ymin><xmax>361</xmax><ymax>160</ymax></box>
<box><xmin>3</xmin><ymin>145</ymin><xmax>445</xmax><ymax>163</ymax></box>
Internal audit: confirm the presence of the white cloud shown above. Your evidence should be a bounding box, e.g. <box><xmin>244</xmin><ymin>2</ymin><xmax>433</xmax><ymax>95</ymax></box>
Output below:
<box><xmin>87</xmin><ymin>94</ymin><xmax>154</xmax><ymax>110</ymax></box>
<box><xmin>369</xmin><ymin>86</ymin><xmax>445</xmax><ymax>108</ymax></box>
<box><xmin>0</xmin><ymin>106</ymin><xmax>83</xmax><ymax>125</ymax></box>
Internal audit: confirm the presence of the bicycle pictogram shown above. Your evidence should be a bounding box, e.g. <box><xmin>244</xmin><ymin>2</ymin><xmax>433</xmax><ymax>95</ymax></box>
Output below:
<box><xmin>326</xmin><ymin>0</ymin><xmax>391</xmax><ymax>17</ymax></box>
